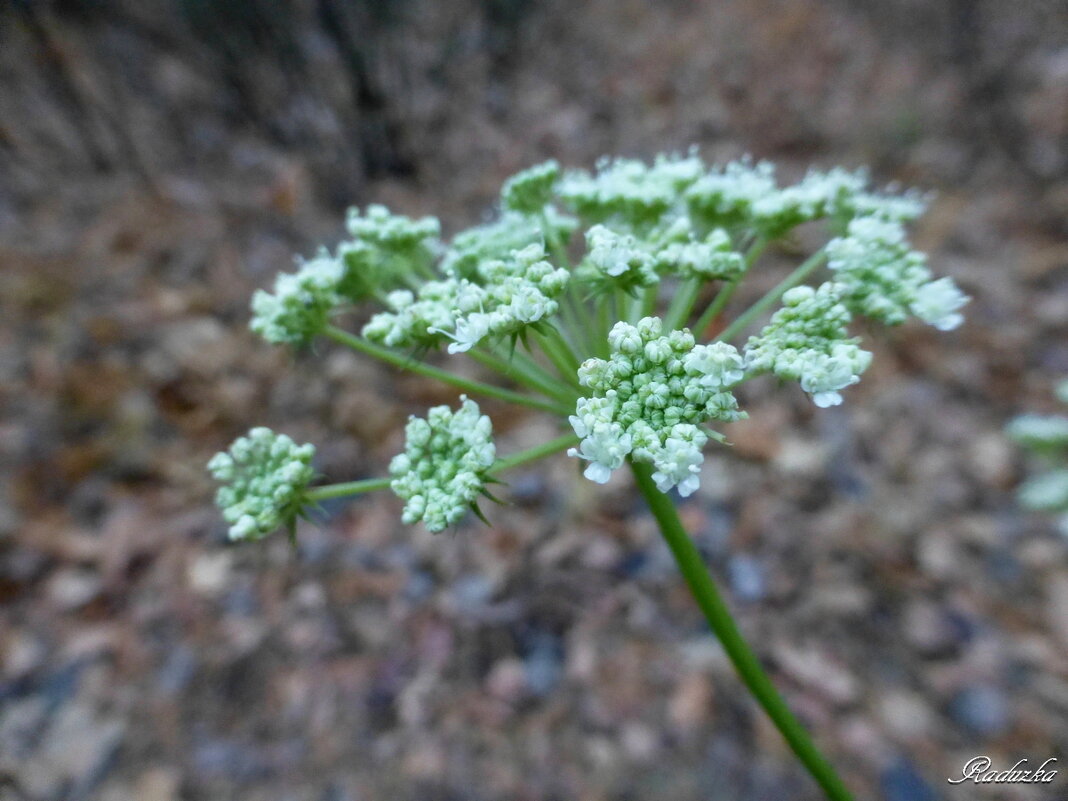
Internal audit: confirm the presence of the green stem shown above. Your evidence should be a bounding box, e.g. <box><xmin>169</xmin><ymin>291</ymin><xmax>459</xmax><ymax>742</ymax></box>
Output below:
<box><xmin>540</xmin><ymin>211</ymin><xmax>570</xmax><ymax>269</ymax></box>
<box><xmin>467</xmin><ymin>347</ymin><xmax>576</xmax><ymax>405</ymax></box>
<box><xmin>692</xmin><ymin>237</ymin><xmax>770</xmax><ymax>337</ymax></box>
<box><xmin>323</xmin><ymin>326</ymin><xmax>569</xmax><ymax>416</ymax></box>
<box><xmin>305</xmin><ymin>476</ymin><xmax>392</xmax><ymax>502</ymax></box>
<box><xmin>493</xmin><ymin>432</ymin><xmax>579</xmax><ymax>472</ymax></box>
<box><xmin>560</xmin><ymin>294</ymin><xmax>595</xmax><ymax>359</ymax></box>
<box><xmin>535</xmin><ymin>326</ymin><xmax>582</xmax><ymax>385</ymax></box>
<box><xmin>630</xmin><ymin>461</ymin><xmax>853</xmax><ymax>801</ymax></box>
<box><xmin>596</xmin><ymin>293</ymin><xmax>611</xmax><ymax>356</ymax></box>
<box><xmin>663</xmin><ymin>277</ymin><xmax>702</xmax><ymax>331</ymax></box>
<box><xmin>640</xmin><ymin>282</ymin><xmax>659</xmax><ymax>319</ymax></box>
<box><xmin>716</xmin><ymin>249</ymin><xmax>827</xmax><ymax>344</ymax></box>
<box><xmin>693</xmin><ymin>280</ymin><xmax>738</xmax><ymax>338</ymax></box>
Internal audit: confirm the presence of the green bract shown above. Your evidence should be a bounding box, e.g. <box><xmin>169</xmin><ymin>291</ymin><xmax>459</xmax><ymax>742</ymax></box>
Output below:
<box><xmin>389</xmin><ymin>397</ymin><xmax>497</xmax><ymax>532</ymax></box>
<box><xmin>208</xmin><ymin>428</ymin><xmax>316</xmax><ymax>541</ymax></box>
<box><xmin>1008</xmin><ymin>380</ymin><xmax>1068</xmax><ymax>535</ymax></box>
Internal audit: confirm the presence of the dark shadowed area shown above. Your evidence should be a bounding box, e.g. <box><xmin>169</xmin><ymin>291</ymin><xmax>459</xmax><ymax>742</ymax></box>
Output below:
<box><xmin>2</xmin><ymin>1</ymin><xmax>1067</xmax><ymax>799</ymax></box>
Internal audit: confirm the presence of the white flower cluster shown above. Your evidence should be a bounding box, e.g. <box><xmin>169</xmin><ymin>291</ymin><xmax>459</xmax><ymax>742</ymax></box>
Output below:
<box><xmin>443</xmin><ymin>209</ymin><xmax>576</xmax><ymax>278</ymax></box>
<box><xmin>389</xmin><ymin>397</ymin><xmax>497</xmax><ymax>532</ymax></box>
<box><xmin>652</xmin><ymin>220</ymin><xmax>745</xmax><ymax>280</ymax></box>
<box><xmin>685</xmin><ymin>160</ymin><xmax>926</xmax><ymax>235</ymax></box>
<box><xmin>1007</xmin><ymin>380</ymin><xmax>1068</xmax><ymax>536</ymax></box>
<box><xmin>744</xmin><ymin>283</ymin><xmax>872</xmax><ymax>408</ymax></box>
<box><xmin>250</xmin><ymin>205</ymin><xmax>441</xmax><ymax>345</ymax></box>
<box><xmin>345</xmin><ymin>204</ymin><xmax>441</xmax><ymax>254</ymax></box>
<box><xmin>557</xmin><ymin>151</ymin><xmax>705</xmax><ymax>227</ymax></box>
<box><xmin>363</xmin><ymin>243</ymin><xmax>568</xmax><ymax>352</ymax></box>
<box><xmin>826</xmin><ymin>216</ymin><xmax>968</xmax><ymax>330</ymax></box>
<box><xmin>208</xmin><ymin>427</ymin><xmax>316</xmax><ymax>541</ymax></box>
<box><xmin>568</xmin><ymin>317</ymin><xmax>746</xmax><ymax>496</ymax></box>
<box><xmin>581</xmin><ymin>219</ymin><xmax>744</xmax><ymax>293</ymax></box>
<box><xmin>583</xmin><ymin>224</ymin><xmax>658</xmax><ymax>290</ymax></box>
<box><xmin>501</xmin><ymin>160</ymin><xmax>561</xmax><ymax>214</ymax></box>
<box><xmin>250</xmin><ymin>252</ymin><xmax>344</xmax><ymax>345</ymax></box>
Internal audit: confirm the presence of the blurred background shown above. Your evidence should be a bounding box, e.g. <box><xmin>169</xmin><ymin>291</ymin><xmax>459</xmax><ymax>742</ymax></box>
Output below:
<box><xmin>2</xmin><ymin>1</ymin><xmax>1068</xmax><ymax>799</ymax></box>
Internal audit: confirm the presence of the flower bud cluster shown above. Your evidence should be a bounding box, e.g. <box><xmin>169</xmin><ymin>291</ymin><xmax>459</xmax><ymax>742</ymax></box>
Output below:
<box><xmin>568</xmin><ymin>317</ymin><xmax>746</xmax><ymax>496</ymax></box>
<box><xmin>557</xmin><ymin>151</ymin><xmax>705</xmax><ymax>227</ymax></box>
<box><xmin>744</xmin><ymin>283</ymin><xmax>872</xmax><ymax>408</ymax></box>
<box><xmin>826</xmin><ymin>216</ymin><xmax>968</xmax><ymax>330</ymax></box>
<box><xmin>443</xmin><ymin>210</ymin><xmax>576</xmax><ymax>278</ymax></box>
<box><xmin>250</xmin><ymin>252</ymin><xmax>345</xmax><ymax>345</ymax></box>
<box><xmin>581</xmin><ymin>218</ymin><xmax>744</xmax><ymax>293</ymax></box>
<box><xmin>501</xmin><ymin>160</ymin><xmax>561</xmax><ymax>214</ymax></box>
<box><xmin>250</xmin><ymin>205</ymin><xmax>441</xmax><ymax>345</ymax></box>
<box><xmin>652</xmin><ymin>221</ymin><xmax>745</xmax><ymax>280</ymax></box>
<box><xmin>685</xmin><ymin>160</ymin><xmax>926</xmax><ymax>236</ymax></box>
<box><xmin>208</xmin><ymin>428</ymin><xmax>316</xmax><ymax>541</ymax></box>
<box><xmin>389</xmin><ymin>397</ymin><xmax>497</xmax><ymax>532</ymax></box>
<box><xmin>1007</xmin><ymin>380</ymin><xmax>1068</xmax><ymax>535</ymax></box>
<box><xmin>582</xmin><ymin>224</ymin><xmax>658</xmax><ymax>290</ymax></box>
<box><xmin>345</xmin><ymin>204</ymin><xmax>441</xmax><ymax>254</ymax></box>
<box><xmin>363</xmin><ymin>243</ymin><xmax>569</xmax><ymax>352</ymax></box>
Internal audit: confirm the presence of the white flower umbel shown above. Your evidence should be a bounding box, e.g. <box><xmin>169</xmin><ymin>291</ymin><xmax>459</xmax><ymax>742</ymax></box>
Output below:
<box><xmin>367</xmin><ymin>243</ymin><xmax>569</xmax><ymax>353</ymax></box>
<box><xmin>568</xmin><ymin>317</ymin><xmax>746</xmax><ymax>495</ymax></box>
<box><xmin>1007</xmin><ymin>414</ymin><xmax>1068</xmax><ymax>450</ymax></box>
<box><xmin>250</xmin><ymin>252</ymin><xmax>344</xmax><ymax>345</ymax></box>
<box><xmin>686</xmin><ymin>160</ymin><xmax>928</xmax><ymax>236</ymax></box>
<box><xmin>826</xmin><ymin>216</ymin><xmax>968</xmax><ymax>328</ymax></box>
<box><xmin>345</xmin><ymin>204</ymin><xmax>440</xmax><ymax>254</ymax></box>
<box><xmin>911</xmin><ymin>276</ymin><xmax>969</xmax><ymax>331</ymax></box>
<box><xmin>224</xmin><ymin>151</ymin><xmax>979</xmax><ymax>801</ymax></box>
<box><xmin>442</xmin><ymin>210</ymin><xmax>576</xmax><ymax>278</ymax></box>
<box><xmin>389</xmin><ymin>397</ymin><xmax>497</xmax><ymax>532</ymax></box>
<box><xmin>653</xmin><ymin>222</ymin><xmax>745</xmax><ymax>281</ymax></box>
<box><xmin>501</xmin><ymin>160</ymin><xmax>561</xmax><ymax>214</ymax></box>
<box><xmin>582</xmin><ymin>224</ymin><xmax>658</xmax><ymax>290</ymax></box>
<box><xmin>1008</xmin><ymin>382</ymin><xmax>1068</xmax><ymax>535</ymax></box>
<box><xmin>208</xmin><ymin>428</ymin><xmax>316</xmax><ymax>541</ymax></box>
<box><xmin>744</xmin><ymin>283</ymin><xmax>872</xmax><ymax>407</ymax></box>
<box><xmin>557</xmin><ymin>151</ymin><xmax>705</xmax><ymax>228</ymax></box>
<box><xmin>361</xmin><ymin>280</ymin><xmax>473</xmax><ymax>349</ymax></box>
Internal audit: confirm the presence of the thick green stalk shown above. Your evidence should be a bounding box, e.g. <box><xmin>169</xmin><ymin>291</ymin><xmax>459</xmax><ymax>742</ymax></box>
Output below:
<box><xmin>323</xmin><ymin>326</ymin><xmax>569</xmax><ymax>416</ymax></box>
<box><xmin>716</xmin><ymin>249</ymin><xmax>827</xmax><ymax>344</ymax></box>
<box><xmin>663</xmin><ymin>277</ymin><xmax>703</xmax><ymax>331</ymax></box>
<box><xmin>630</xmin><ymin>461</ymin><xmax>854</xmax><ymax>801</ymax></box>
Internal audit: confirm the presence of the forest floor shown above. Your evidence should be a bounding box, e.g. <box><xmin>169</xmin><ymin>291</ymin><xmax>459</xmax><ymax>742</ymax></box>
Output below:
<box><xmin>2</xmin><ymin>2</ymin><xmax>1068</xmax><ymax>800</ymax></box>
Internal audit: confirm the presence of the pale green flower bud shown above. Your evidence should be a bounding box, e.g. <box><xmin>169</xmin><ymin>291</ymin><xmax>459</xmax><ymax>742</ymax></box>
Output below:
<box><xmin>389</xmin><ymin>397</ymin><xmax>497</xmax><ymax>532</ymax></box>
<box><xmin>208</xmin><ymin>428</ymin><xmax>316</xmax><ymax>541</ymax></box>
